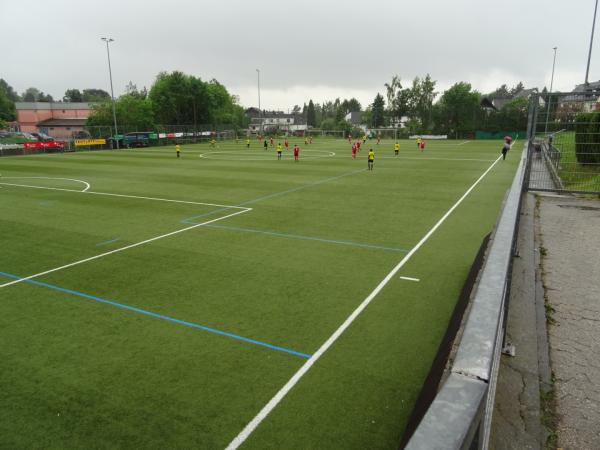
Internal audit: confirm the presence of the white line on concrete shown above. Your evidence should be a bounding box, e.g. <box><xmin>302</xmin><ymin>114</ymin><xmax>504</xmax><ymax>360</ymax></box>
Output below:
<box><xmin>0</xmin><ymin>208</ymin><xmax>251</xmax><ymax>289</ymax></box>
<box><xmin>225</xmin><ymin>155</ymin><xmax>503</xmax><ymax>450</ymax></box>
<box><xmin>399</xmin><ymin>276</ymin><xmax>420</xmax><ymax>282</ymax></box>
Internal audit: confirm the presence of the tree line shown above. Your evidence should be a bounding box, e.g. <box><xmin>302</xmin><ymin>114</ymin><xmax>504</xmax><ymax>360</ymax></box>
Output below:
<box><xmin>86</xmin><ymin>71</ymin><xmax>248</xmax><ymax>132</ymax></box>
<box><xmin>301</xmin><ymin>75</ymin><xmax>532</xmax><ymax>137</ymax></box>
<box><xmin>0</xmin><ymin>73</ymin><xmax>247</xmax><ymax>131</ymax></box>
<box><xmin>1</xmin><ymin>73</ymin><xmax>536</xmax><ymax>135</ymax></box>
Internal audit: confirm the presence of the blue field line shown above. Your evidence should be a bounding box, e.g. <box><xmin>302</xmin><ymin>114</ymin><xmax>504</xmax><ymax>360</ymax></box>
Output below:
<box><xmin>181</xmin><ymin>207</ymin><xmax>231</xmax><ymax>225</ymax></box>
<box><xmin>181</xmin><ymin>168</ymin><xmax>367</xmax><ymax>224</ymax></box>
<box><xmin>0</xmin><ymin>271</ymin><xmax>311</xmax><ymax>360</ymax></box>
<box><xmin>96</xmin><ymin>238</ymin><xmax>120</xmax><ymax>247</ymax></box>
<box><xmin>204</xmin><ymin>224</ymin><xmax>409</xmax><ymax>253</ymax></box>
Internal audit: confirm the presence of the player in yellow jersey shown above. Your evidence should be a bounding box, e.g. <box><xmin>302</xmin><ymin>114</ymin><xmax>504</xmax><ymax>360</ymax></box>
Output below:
<box><xmin>210</xmin><ymin>138</ymin><xmax>216</xmax><ymax>148</ymax></box>
<box><xmin>394</xmin><ymin>142</ymin><xmax>400</xmax><ymax>156</ymax></box>
<box><xmin>367</xmin><ymin>148</ymin><xmax>375</xmax><ymax>170</ymax></box>
<box><xmin>276</xmin><ymin>143</ymin><xmax>283</xmax><ymax>160</ymax></box>
<box><xmin>175</xmin><ymin>143</ymin><xmax>181</xmax><ymax>158</ymax></box>
<box><xmin>416</xmin><ymin>136</ymin><xmax>422</xmax><ymax>149</ymax></box>
<box><xmin>246</xmin><ymin>138</ymin><xmax>250</xmax><ymax>148</ymax></box>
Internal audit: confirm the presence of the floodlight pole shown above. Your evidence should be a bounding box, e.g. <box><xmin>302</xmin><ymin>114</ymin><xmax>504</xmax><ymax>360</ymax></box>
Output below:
<box><xmin>545</xmin><ymin>47</ymin><xmax>558</xmax><ymax>134</ymax></box>
<box><xmin>102</xmin><ymin>37</ymin><xmax>119</xmax><ymax>149</ymax></box>
<box><xmin>256</xmin><ymin>69</ymin><xmax>262</xmax><ymax>134</ymax></box>
<box><xmin>585</xmin><ymin>0</ymin><xmax>599</xmax><ymax>85</ymax></box>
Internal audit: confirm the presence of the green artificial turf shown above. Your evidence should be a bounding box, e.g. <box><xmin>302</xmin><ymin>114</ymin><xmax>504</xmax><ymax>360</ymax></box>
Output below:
<box><xmin>0</xmin><ymin>138</ymin><xmax>519</xmax><ymax>449</ymax></box>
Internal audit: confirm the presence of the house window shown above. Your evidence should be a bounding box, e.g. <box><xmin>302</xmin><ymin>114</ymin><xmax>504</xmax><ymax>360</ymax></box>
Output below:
<box><xmin>66</xmin><ymin>127</ymin><xmax>71</xmax><ymax>130</ymax></box>
<box><xmin>50</xmin><ymin>127</ymin><xmax>55</xmax><ymax>130</ymax></box>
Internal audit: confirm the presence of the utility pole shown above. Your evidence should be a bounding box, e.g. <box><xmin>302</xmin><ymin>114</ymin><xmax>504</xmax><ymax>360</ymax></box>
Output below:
<box><xmin>256</xmin><ymin>69</ymin><xmax>262</xmax><ymax>134</ymax></box>
<box><xmin>545</xmin><ymin>47</ymin><xmax>558</xmax><ymax>134</ymax></box>
<box><xmin>585</xmin><ymin>0</ymin><xmax>599</xmax><ymax>85</ymax></box>
<box><xmin>101</xmin><ymin>37</ymin><xmax>119</xmax><ymax>149</ymax></box>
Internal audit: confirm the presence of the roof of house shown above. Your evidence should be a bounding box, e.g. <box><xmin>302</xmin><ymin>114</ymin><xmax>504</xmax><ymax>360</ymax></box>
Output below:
<box><xmin>37</xmin><ymin>118</ymin><xmax>87</xmax><ymax>127</ymax></box>
<box><xmin>573</xmin><ymin>80</ymin><xmax>600</xmax><ymax>93</ymax></box>
<box><xmin>16</xmin><ymin>102</ymin><xmax>94</xmax><ymax>110</ymax></box>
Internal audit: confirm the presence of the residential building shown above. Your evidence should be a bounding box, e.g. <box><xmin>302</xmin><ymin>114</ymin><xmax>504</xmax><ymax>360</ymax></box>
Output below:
<box><xmin>245</xmin><ymin>109</ymin><xmax>307</xmax><ymax>134</ymax></box>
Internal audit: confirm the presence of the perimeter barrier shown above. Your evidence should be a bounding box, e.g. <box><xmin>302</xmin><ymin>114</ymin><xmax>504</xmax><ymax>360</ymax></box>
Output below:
<box><xmin>404</xmin><ymin>142</ymin><xmax>528</xmax><ymax>450</ymax></box>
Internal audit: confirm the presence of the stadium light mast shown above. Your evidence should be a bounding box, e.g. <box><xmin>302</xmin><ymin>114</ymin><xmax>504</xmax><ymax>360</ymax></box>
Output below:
<box><xmin>101</xmin><ymin>37</ymin><xmax>119</xmax><ymax>149</ymax></box>
<box><xmin>256</xmin><ymin>69</ymin><xmax>262</xmax><ymax>134</ymax></box>
<box><xmin>545</xmin><ymin>47</ymin><xmax>558</xmax><ymax>134</ymax></box>
<box><xmin>585</xmin><ymin>0</ymin><xmax>599</xmax><ymax>85</ymax></box>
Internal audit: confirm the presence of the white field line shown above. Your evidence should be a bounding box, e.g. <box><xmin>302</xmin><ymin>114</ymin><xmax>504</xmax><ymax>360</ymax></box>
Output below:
<box><xmin>0</xmin><ymin>181</ymin><xmax>246</xmax><ymax>210</ymax></box>
<box><xmin>456</xmin><ymin>141</ymin><xmax>471</xmax><ymax>146</ymax></box>
<box><xmin>0</xmin><ymin>208</ymin><xmax>251</xmax><ymax>289</ymax></box>
<box><xmin>0</xmin><ymin>177</ymin><xmax>90</xmax><ymax>191</ymax></box>
<box><xmin>399</xmin><ymin>276</ymin><xmax>420</xmax><ymax>282</ymax></box>
<box><xmin>379</xmin><ymin>156</ymin><xmax>494</xmax><ymax>162</ymax></box>
<box><xmin>225</xmin><ymin>154</ymin><xmax>503</xmax><ymax>450</ymax></box>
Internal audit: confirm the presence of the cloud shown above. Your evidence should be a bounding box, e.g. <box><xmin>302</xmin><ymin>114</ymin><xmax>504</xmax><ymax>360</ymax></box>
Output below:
<box><xmin>1</xmin><ymin>0</ymin><xmax>598</xmax><ymax>108</ymax></box>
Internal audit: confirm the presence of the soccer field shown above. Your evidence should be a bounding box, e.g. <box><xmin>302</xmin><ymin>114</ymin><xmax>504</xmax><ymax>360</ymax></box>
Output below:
<box><xmin>0</xmin><ymin>138</ymin><xmax>519</xmax><ymax>449</ymax></box>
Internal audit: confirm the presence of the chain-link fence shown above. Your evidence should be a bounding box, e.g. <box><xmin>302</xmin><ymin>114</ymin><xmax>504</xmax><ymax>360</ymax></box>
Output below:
<box><xmin>526</xmin><ymin>91</ymin><xmax>600</xmax><ymax>194</ymax></box>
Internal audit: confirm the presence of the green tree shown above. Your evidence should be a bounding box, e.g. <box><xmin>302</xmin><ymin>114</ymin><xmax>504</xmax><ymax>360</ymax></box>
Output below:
<box><xmin>82</xmin><ymin>89</ymin><xmax>110</xmax><ymax>102</ymax></box>
<box><xmin>0</xmin><ymin>81</ymin><xmax>17</xmax><ymax>122</ymax></box>
<box><xmin>0</xmin><ymin>79</ymin><xmax>20</xmax><ymax>102</ymax></box>
<box><xmin>385</xmin><ymin>75</ymin><xmax>411</xmax><ymax>124</ymax></box>
<box><xmin>433</xmin><ymin>82</ymin><xmax>482</xmax><ymax>136</ymax></box>
<box><xmin>148</xmin><ymin>71</ymin><xmax>245</xmax><ymax>128</ymax></box>
<box><xmin>307</xmin><ymin>100</ymin><xmax>316</xmax><ymax>127</ymax></box>
<box><xmin>22</xmin><ymin>87</ymin><xmax>53</xmax><ymax>102</ymax></box>
<box><xmin>86</xmin><ymin>95</ymin><xmax>155</xmax><ymax>131</ymax></box>
<box><xmin>63</xmin><ymin>89</ymin><xmax>83</xmax><ymax>102</ymax></box>
<box><xmin>408</xmin><ymin>74</ymin><xmax>437</xmax><ymax>131</ymax></box>
<box><xmin>125</xmin><ymin>82</ymin><xmax>148</xmax><ymax>100</ymax></box>
<box><xmin>371</xmin><ymin>93</ymin><xmax>385</xmax><ymax>127</ymax></box>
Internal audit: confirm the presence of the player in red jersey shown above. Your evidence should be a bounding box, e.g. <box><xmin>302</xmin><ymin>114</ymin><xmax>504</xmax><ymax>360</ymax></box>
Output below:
<box><xmin>270</xmin><ymin>137</ymin><xmax>274</xmax><ymax>147</ymax></box>
<box><xmin>356</xmin><ymin>140</ymin><xmax>362</xmax><ymax>152</ymax></box>
<box><xmin>348</xmin><ymin>134</ymin><xmax>352</xmax><ymax>143</ymax></box>
<box><xmin>293</xmin><ymin>144</ymin><xmax>300</xmax><ymax>161</ymax></box>
<box><xmin>376</xmin><ymin>134</ymin><xmax>381</xmax><ymax>145</ymax></box>
<box><xmin>420</xmin><ymin>140</ymin><xmax>426</xmax><ymax>151</ymax></box>
<box><xmin>351</xmin><ymin>143</ymin><xmax>357</xmax><ymax>159</ymax></box>
<box><xmin>284</xmin><ymin>138</ymin><xmax>289</xmax><ymax>150</ymax></box>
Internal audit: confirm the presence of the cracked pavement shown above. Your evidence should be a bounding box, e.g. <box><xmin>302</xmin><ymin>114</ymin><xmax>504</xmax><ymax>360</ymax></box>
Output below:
<box><xmin>539</xmin><ymin>195</ymin><xmax>600</xmax><ymax>450</ymax></box>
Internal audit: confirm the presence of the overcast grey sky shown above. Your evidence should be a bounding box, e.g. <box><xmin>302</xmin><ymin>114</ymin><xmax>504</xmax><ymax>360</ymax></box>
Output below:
<box><xmin>1</xmin><ymin>0</ymin><xmax>598</xmax><ymax>109</ymax></box>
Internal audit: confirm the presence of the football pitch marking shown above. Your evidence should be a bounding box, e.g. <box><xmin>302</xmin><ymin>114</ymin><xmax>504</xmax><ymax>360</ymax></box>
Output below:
<box><xmin>0</xmin><ymin>180</ymin><xmax>247</xmax><ymax>210</ymax></box>
<box><xmin>0</xmin><ymin>271</ymin><xmax>311</xmax><ymax>359</ymax></box>
<box><xmin>399</xmin><ymin>276</ymin><xmax>420</xmax><ymax>282</ymax></box>
<box><xmin>225</xmin><ymin>155</ymin><xmax>503</xmax><ymax>450</ymax></box>
<box><xmin>181</xmin><ymin>167</ymin><xmax>367</xmax><ymax>224</ymax></box>
<box><xmin>0</xmin><ymin>176</ymin><xmax>91</xmax><ymax>191</ymax></box>
<box><xmin>378</xmin><ymin>156</ymin><xmax>495</xmax><ymax>162</ymax></box>
<box><xmin>204</xmin><ymin>224</ymin><xmax>409</xmax><ymax>253</ymax></box>
<box><xmin>198</xmin><ymin>149</ymin><xmax>336</xmax><ymax>161</ymax></box>
<box><xmin>0</xmin><ymin>207</ymin><xmax>251</xmax><ymax>289</ymax></box>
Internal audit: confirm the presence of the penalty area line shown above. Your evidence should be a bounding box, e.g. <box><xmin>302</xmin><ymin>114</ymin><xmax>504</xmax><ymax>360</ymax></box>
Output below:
<box><xmin>225</xmin><ymin>155</ymin><xmax>503</xmax><ymax>450</ymax></box>
<box><xmin>0</xmin><ymin>208</ymin><xmax>251</xmax><ymax>289</ymax></box>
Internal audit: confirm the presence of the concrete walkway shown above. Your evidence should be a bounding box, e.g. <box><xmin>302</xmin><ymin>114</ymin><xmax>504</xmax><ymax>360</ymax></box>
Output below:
<box><xmin>538</xmin><ymin>194</ymin><xmax>600</xmax><ymax>449</ymax></box>
<box><xmin>491</xmin><ymin>193</ymin><xmax>600</xmax><ymax>449</ymax></box>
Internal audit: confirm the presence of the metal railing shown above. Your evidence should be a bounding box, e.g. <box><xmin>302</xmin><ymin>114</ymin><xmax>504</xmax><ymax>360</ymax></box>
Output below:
<box><xmin>405</xmin><ymin>144</ymin><xmax>528</xmax><ymax>450</ymax></box>
<box><xmin>527</xmin><ymin>91</ymin><xmax>600</xmax><ymax>194</ymax></box>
